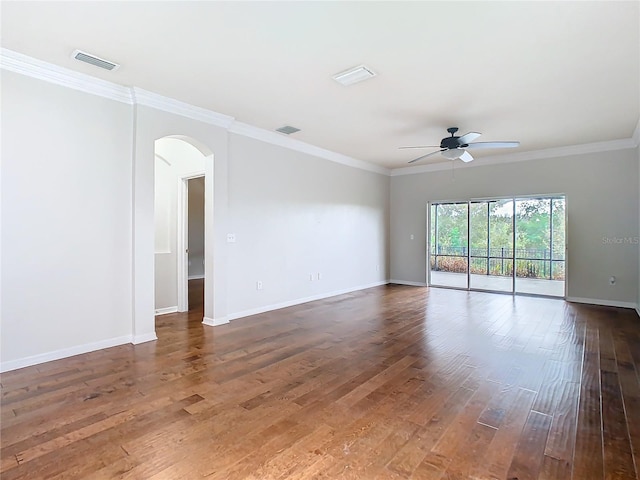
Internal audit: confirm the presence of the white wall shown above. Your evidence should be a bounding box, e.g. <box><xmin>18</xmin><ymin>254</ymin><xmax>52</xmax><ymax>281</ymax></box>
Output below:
<box><xmin>0</xmin><ymin>66</ymin><xmax>390</xmax><ymax>370</ymax></box>
<box><xmin>225</xmin><ymin>134</ymin><xmax>389</xmax><ymax>317</ymax></box>
<box><xmin>188</xmin><ymin>177</ymin><xmax>205</xmax><ymax>278</ymax></box>
<box><xmin>6</xmin><ymin>51</ymin><xmax>632</xmax><ymax>373</ymax></box>
<box><xmin>1</xmin><ymin>71</ymin><xmax>134</xmax><ymax>368</ymax></box>
<box><xmin>153</xmin><ymin>137</ymin><xmax>205</xmax><ymax>311</ymax></box>
<box><xmin>390</xmin><ymin>148</ymin><xmax>639</xmax><ymax>306</ymax></box>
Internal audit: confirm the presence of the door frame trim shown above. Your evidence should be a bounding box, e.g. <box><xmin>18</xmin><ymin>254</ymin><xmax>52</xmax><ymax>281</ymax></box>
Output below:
<box><xmin>177</xmin><ymin>171</ymin><xmax>205</xmax><ymax>312</ymax></box>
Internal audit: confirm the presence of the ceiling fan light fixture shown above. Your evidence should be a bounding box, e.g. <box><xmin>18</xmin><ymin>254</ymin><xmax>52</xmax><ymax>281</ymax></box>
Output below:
<box><xmin>332</xmin><ymin>65</ymin><xmax>376</xmax><ymax>86</ymax></box>
<box><xmin>442</xmin><ymin>148</ymin><xmax>464</xmax><ymax>160</ymax></box>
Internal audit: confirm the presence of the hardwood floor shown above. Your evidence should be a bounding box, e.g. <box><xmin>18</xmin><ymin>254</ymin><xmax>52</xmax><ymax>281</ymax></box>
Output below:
<box><xmin>2</xmin><ymin>283</ymin><xmax>640</xmax><ymax>479</ymax></box>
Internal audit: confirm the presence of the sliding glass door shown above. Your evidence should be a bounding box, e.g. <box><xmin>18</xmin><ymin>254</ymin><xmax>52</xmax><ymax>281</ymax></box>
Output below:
<box><xmin>429</xmin><ymin>202</ymin><xmax>468</xmax><ymax>289</ymax></box>
<box><xmin>429</xmin><ymin>196</ymin><xmax>565</xmax><ymax>297</ymax></box>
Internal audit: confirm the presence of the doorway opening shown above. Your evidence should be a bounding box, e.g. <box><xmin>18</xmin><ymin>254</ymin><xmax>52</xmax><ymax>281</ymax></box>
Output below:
<box><xmin>184</xmin><ymin>176</ymin><xmax>205</xmax><ymax>312</ymax></box>
<box><xmin>154</xmin><ymin>137</ymin><xmax>206</xmax><ymax>317</ymax></box>
<box><xmin>429</xmin><ymin>195</ymin><xmax>566</xmax><ymax>297</ymax></box>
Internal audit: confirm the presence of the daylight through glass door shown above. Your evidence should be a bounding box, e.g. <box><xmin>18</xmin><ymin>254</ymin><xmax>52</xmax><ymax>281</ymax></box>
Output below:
<box><xmin>469</xmin><ymin>199</ymin><xmax>514</xmax><ymax>293</ymax></box>
<box><xmin>429</xmin><ymin>202</ymin><xmax>469</xmax><ymax>289</ymax></box>
<box><xmin>429</xmin><ymin>196</ymin><xmax>565</xmax><ymax>297</ymax></box>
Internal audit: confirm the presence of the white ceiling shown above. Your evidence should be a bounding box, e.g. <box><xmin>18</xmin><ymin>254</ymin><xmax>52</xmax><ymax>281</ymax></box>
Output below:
<box><xmin>2</xmin><ymin>1</ymin><xmax>639</xmax><ymax>170</ymax></box>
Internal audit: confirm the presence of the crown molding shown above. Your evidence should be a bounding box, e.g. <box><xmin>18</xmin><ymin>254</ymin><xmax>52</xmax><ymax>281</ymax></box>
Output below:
<box><xmin>132</xmin><ymin>87</ymin><xmax>235</xmax><ymax>129</ymax></box>
<box><xmin>0</xmin><ymin>48</ymin><xmax>134</xmax><ymax>104</ymax></box>
<box><xmin>390</xmin><ymin>137</ymin><xmax>638</xmax><ymax>177</ymax></box>
<box><xmin>228</xmin><ymin>121</ymin><xmax>390</xmax><ymax>176</ymax></box>
<box><xmin>1</xmin><ymin>48</ymin><xmax>384</xmax><ymax>176</ymax></box>
<box><xmin>0</xmin><ymin>51</ymin><xmax>235</xmax><ymax>128</ymax></box>
<box><xmin>5</xmin><ymin>48</ymin><xmax>631</xmax><ymax>178</ymax></box>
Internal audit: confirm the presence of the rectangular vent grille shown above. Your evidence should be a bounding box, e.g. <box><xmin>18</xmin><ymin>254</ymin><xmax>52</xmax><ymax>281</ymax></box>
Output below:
<box><xmin>333</xmin><ymin>65</ymin><xmax>376</xmax><ymax>86</ymax></box>
<box><xmin>72</xmin><ymin>50</ymin><xmax>120</xmax><ymax>71</ymax></box>
<box><xmin>276</xmin><ymin>126</ymin><xmax>300</xmax><ymax>135</ymax></box>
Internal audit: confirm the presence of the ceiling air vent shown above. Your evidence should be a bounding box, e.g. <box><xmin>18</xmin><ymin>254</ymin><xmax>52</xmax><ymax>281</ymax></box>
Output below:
<box><xmin>71</xmin><ymin>49</ymin><xmax>120</xmax><ymax>71</ymax></box>
<box><xmin>276</xmin><ymin>126</ymin><xmax>300</xmax><ymax>135</ymax></box>
<box><xmin>333</xmin><ymin>65</ymin><xmax>376</xmax><ymax>86</ymax></box>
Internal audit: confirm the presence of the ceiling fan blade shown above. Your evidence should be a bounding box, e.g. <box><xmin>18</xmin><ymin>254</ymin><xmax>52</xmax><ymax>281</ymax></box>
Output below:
<box><xmin>399</xmin><ymin>145</ymin><xmax>440</xmax><ymax>149</ymax></box>
<box><xmin>459</xmin><ymin>151</ymin><xmax>474</xmax><ymax>163</ymax></box>
<box><xmin>457</xmin><ymin>132</ymin><xmax>481</xmax><ymax>145</ymax></box>
<box><xmin>465</xmin><ymin>141</ymin><xmax>520</xmax><ymax>149</ymax></box>
<box><xmin>408</xmin><ymin>149</ymin><xmax>445</xmax><ymax>164</ymax></box>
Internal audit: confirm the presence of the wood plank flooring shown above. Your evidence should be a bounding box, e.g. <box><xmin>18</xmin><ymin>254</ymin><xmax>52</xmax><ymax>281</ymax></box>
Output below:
<box><xmin>2</xmin><ymin>282</ymin><xmax>640</xmax><ymax>479</ymax></box>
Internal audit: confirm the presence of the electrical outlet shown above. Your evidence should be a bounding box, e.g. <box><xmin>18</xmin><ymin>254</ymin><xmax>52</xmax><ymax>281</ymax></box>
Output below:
<box><xmin>227</xmin><ymin>233</ymin><xmax>236</xmax><ymax>243</ymax></box>
<box><xmin>609</xmin><ymin>276</ymin><xmax>616</xmax><ymax>285</ymax></box>
<box><xmin>256</xmin><ymin>281</ymin><xmax>263</xmax><ymax>290</ymax></box>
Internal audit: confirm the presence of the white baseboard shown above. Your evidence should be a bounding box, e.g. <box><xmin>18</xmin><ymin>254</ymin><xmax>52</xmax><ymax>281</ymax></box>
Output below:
<box><xmin>0</xmin><ymin>335</ymin><xmax>132</xmax><ymax>373</ymax></box>
<box><xmin>202</xmin><ymin>316</ymin><xmax>229</xmax><ymax>327</ymax></box>
<box><xmin>155</xmin><ymin>306</ymin><xmax>178</xmax><ymax>315</ymax></box>
<box><xmin>636</xmin><ymin>307</ymin><xmax>640</xmax><ymax>318</ymax></box>
<box><xmin>566</xmin><ymin>296</ymin><xmax>638</xmax><ymax>310</ymax></box>
<box><xmin>225</xmin><ymin>280</ymin><xmax>389</xmax><ymax>322</ymax></box>
<box><xmin>132</xmin><ymin>332</ymin><xmax>158</xmax><ymax>344</ymax></box>
<box><xmin>188</xmin><ymin>274</ymin><xmax>205</xmax><ymax>280</ymax></box>
<box><xmin>389</xmin><ymin>279</ymin><xmax>428</xmax><ymax>287</ymax></box>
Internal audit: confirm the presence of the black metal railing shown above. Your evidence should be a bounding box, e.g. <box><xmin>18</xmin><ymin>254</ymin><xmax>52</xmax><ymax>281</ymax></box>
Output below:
<box><xmin>430</xmin><ymin>246</ymin><xmax>565</xmax><ymax>280</ymax></box>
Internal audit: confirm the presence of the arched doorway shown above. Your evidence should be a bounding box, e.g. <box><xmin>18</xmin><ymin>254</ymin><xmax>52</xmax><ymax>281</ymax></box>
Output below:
<box><xmin>154</xmin><ymin>135</ymin><xmax>213</xmax><ymax>321</ymax></box>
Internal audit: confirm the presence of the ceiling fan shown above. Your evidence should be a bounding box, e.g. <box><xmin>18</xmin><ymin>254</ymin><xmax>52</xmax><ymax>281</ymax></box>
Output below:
<box><xmin>400</xmin><ymin>127</ymin><xmax>520</xmax><ymax>164</ymax></box>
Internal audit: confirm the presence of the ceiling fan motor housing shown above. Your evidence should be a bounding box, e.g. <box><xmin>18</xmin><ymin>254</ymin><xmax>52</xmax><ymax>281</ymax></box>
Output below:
<box><xmin>441</xmin><ymin>136</ymin><xmax>465</xmax><ymax>149</ymax></box>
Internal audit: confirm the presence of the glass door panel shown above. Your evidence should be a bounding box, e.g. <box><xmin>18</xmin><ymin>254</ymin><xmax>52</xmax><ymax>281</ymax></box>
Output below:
<box><xmin>429</xmin><ymin>202</ymin><xmax>469</xmax><ymax>289</ymax></box>
<box><xmin>514</xmin><ymin>197</ymin><xmax>565</xmax><ymax>297</ymax></box>
<box><xmin>551</xmin><ymin>198</ymin><xmax>566</xmax><ymax>290</ymax></box>
<box><xmin>469</xmin><ymin>199</ymin><xmax>514</xmax><ymax>292</ymax></box>
<box><xmin>469</xmin><ymin>201</ymin><xmax>489</xmax><ymax>290</ymax></box>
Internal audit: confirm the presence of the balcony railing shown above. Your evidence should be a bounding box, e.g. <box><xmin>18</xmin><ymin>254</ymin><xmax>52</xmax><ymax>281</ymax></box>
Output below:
<box><xmin>430</xmin><ymin>246</ymin><xmax>565</xmax><ymax>280</ymax></box>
